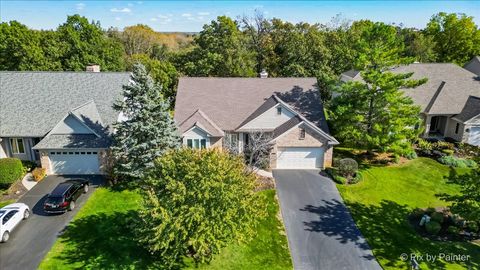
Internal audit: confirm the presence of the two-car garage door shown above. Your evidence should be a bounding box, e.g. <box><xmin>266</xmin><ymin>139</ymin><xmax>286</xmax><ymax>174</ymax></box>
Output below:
<box><xmin>49</xmin><ymin>150</ymin><xmax>100</xmax><ymax>175</ymax></box>
<box><xmin>276</xmin><ymin>147</ymin><xmax>324</xmax><ymax>169</ymax></box>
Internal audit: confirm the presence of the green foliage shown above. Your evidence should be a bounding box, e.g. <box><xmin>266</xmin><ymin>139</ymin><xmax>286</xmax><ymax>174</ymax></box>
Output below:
<box><xmin>401</xmin><ymin>28</ymin><xmax>438</xmax><ymax>63</ymax></box>
<box><xmin>425</xmin><ymin>221</ymin><xmax>442</xmax><ymax>235</ymax></box>
<box><xmin>138</xmin><ymin>148</ymin><xmax>263</xmax><ymax>268</ymax></box>
<box><xmin>426</xmin><ymin>12</ymin><xmax>480</xmax><ymax>65</ymax></box>
<box><xmin>176</xmin><ymin>16</ymin><xmax>256</xmax><ymax>77</ymax></box>
<box><xmin>337</xmin><ymin>158</ymin><xmax>358</xmax><ymax>178</ymax></box>
<box><xmin>0</xmin><ymin>158</ymin><xmax>24</xmax><ymax>187</ymax></box>
<box><xmin>446</xmin><ymin>226</ymin><xmax>459</xmax><ymax>235</ymax></box>
<box><xmin>405</xmin><ymin>151</ymin><xmax>417</xmax><ymax>160</ymax></box>
<box><xmin>57</xmin><ymin>15</ymin><xmax>125</xmax><ymax>71</ymax></box>
<box><xmin>440</xmin><ymin>168</ymin><xmax>480</xmax><ymax>224</ymax></box>
<box><xmin>438</xmin><ymin>156</ymin><xmax>478</xmax><ymax>168</ymax></box>
<box><xmin>430</xmin><ymin>212</ymin><xmax>444</xmax><ymax>224</ymax></box>
<box><xmin>441</xmin><ymin>149</ymin><xmax>454</xmax><ymax>156</ymax></box>
<box><xmin>432</xmin><ymin>141</ymin><xmax>454</xmax><ymax>151</ymax></box>
<box><xmin>417</xmin><ymin>139</ymin><xmax>433</xmax><ymax>151</ymax></box>
<box><xmin>467</xmin><ymin>222</ymin><xmax>479</xmax><ymax>233</ymax></box>
<box><xmin>111</xmin><ymin>63</ymin><xmax>179</xmax><ymax>180</ymax></box>
<box><xmin>21</xmin><ymin>160</ymin><xmax>37</xmax><ymax>172</ymax></box>
<box><xmin>331</xmin><ymin>22</ymin><xmax>425</xmax><ymax>152</ymax></box>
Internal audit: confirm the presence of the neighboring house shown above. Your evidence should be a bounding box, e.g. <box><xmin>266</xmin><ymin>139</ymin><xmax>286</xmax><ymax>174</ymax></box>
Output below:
<box><xmin>174</xmin><ymin>76</ymin><xmax>338</xmax><ymax>169</ymax></box>
<box><xmin>341</xmin><ymin>61</ymin><xmax>480</xmax><ymax>146</ymax></box>
<box><xmin>464</xmin><ymin>56</ymin><xmax>480</xmax><ymax>76</ymax></box>
<box><xmin>0</xmin><ymin>66</ymin><xmax>130</xmax><ymax>175</ymax></box>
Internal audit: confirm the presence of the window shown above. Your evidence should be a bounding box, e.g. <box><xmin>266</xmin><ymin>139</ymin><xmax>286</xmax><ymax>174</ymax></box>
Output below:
<box><xmin>224</xmin><ymin>133</ymin><xmax>239</xmax><ymax>148</ymax></box>
<box><xmin>455</xmin><ymin>123</ymin><xmax>460</xmax><ymax>134</ymax></box>
<box><xmin>200</xmin><ymin>139</ymin><xmax>207</xmax><ymax>149</ymax></box>
<box><xmin>193</xmin><ymin>139</ymin><xmax>200</xmax><ymax>149</ymax></box>
<box><xmin>92</xmin><ymin>152</ymin><xmax>97</xmax><ymax>154</ymax></box>
<box><xmin>277</xmin><ymin>107</ymin><xmax>282</xmax><ymax>115</ymax></box>
<box><xmin>81</xmin><ymin>152</ymin><xmax>85</xmax><ymax>155</ymax></box>
<box><xmin>186</xmin><ymin>139</ymin><xmax>207</xmax><ymax>149</ymax></box>
<box><xmin>187</xmin><ymin>139</ymin><xmax>193</xmax><ymax>148</ymax></box>
<box><xmin>75</xmin><ymin>152</ymin><xmax>79</xmax><ymax>155</ymax></box>
<box><xmin>299</xmin><ymin>128</ymin><xmax>306</xmax><ymax>140</ymax></box>
<box><xmin>50</xmin><ymin>152</ymin><xmax>56</xmax><ymax>155</ymax></box>
<box><xmin>9</xmin><ymin>138</ymin><xmax>25</xmax><ymax>154</ymax></box>
<box><xmin>87</xmin><ymin>152</ymin><xmax>91</xmax><ymax>154</ymax></box>
<box><xmin>56</xmin><ymin>152</ymin><xmax>61</xmax><ymax>155</ymax></box>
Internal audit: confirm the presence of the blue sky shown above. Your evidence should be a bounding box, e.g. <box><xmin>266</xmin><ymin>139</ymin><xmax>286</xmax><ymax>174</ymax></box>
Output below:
<box><xmin>1</xmin><ymin>1</ymin><xmax>479</xmax><ymax>32</ymax></box>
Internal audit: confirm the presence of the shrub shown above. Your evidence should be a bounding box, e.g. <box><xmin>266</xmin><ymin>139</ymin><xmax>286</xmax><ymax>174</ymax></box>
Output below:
<box><xmin>433</xmin><ymin>141</ymin><xmax>455</xmax><ymax>151</ymax></box>
<box><xmin>0</xmin><ymin>158</ymin><xmax>24</xmax><ymax>187</ymax></box>
<box><xmin>393</xmin><ymin>154</ymin><xmax>400</xmax><ymax>164</ymax></box>
<box><xmin>32</xmin><ymin>168</ymin><xmax>46</xmax><ymax>182</ymax></box>
<box><xmin>21</xmin><ymin>160</ymin><xmax>37</xmax><ymax>172</ymax></box>
<box><xmin>447</xmin><ymin>226</ymin><xmax>460</xmax><ymax>235</ymax></box>
<box><xmin>467</xmin><ymin>222</ymin><xmax>479</xmax><ymax>233</ymax></box>
<box><xmin>438</xmin><ymin>156</ymin><xmax>478</xmax><ymax>168</ymax></box>
<box><xmin>333</xmin><ymin>174</ymin><xmax>347</xmax><ymax>184</ymax></box>
<box><xmin>417</xmin><ymin>139</ymin><xmax>433</xmax><ymax>151</ymax></box>
<box><xmin>337</xmin><ymin>158</ymin><xmax>358</xmax><ymax>178</ymax></box>
<box><xmin>405</xmin><ymin>151</ymin><xmax>417</xmax><ymax>160</ymax></box>
<box><xmin>441</xmin><ymin>149</ymin><xmax>454</xmax><ymax>156</ymax></box>
<box><xmin>430</xmin><ymin>212</ymin><xmax>444</xmax><ymax>224</ymax></box>
<box><xmin>350</xmin><ymin>172</ymin><xmax>363</xmax><ymax>184</ymax></box>
<box><xmin>425</xmin><ymin>221</ymin><xmax>442</xmax><ymax>235</ymax></box>
<box><xmin>138</xmin><ymin>148</ymin><xmax>263</xmax><ymax>266</ymax></box>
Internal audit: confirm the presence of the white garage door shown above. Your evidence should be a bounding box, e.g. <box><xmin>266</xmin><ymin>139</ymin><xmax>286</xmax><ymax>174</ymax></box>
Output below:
<box><xmin>49</xmin><ymin>150</ymin><xmax>100</xmax><ymax>175</ymax></box>
<box><xmin>276</xmin><ymin>147</ymin><xmax>324</xmax><ymax>169</ymax></box>
<box><xmin>469</xmin><ymin>126</ymin><xmax>480</xmax><ymax>146</ymax></box>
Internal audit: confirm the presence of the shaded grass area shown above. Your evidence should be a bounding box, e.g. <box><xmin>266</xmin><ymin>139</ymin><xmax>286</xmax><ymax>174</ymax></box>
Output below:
<box><xmin>337</xmin><ymin>157</ymin><xmax>480</xmax><ymax>269</ymax></box>
<box><xmin>39</xmin><ymin>188</ymin><xmax>292</xmax><ymax>270</ymax></box>
<box><xmin>0</xmin><ymin>199</ymin><xmax>15</xmax><ymax>208</ymax></box>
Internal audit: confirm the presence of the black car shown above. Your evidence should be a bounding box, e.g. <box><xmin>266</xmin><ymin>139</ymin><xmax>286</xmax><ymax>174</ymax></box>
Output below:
<box><xmin>44</xmin><ymin>179</ymin><xmax>90</xmax><ymax>214</ymax></box>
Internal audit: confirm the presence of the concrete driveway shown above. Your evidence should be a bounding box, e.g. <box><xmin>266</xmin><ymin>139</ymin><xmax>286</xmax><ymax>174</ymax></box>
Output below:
<box><xmin>273</xmin><ymin>169</ymin><xmax>381</xmax><ymax>270</ymax></box>
<box><xmin>0</xmin><ymin>175</ymin><xmax>103</xmax><ymax>270</ymax></box>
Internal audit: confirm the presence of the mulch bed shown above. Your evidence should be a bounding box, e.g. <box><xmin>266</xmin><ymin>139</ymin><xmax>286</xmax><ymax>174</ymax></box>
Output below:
<box><xmin>0</xmin><ymin>178</ymin><xmax>28</xmax><ymax>203</ymax></box>
<box><xmin>255</xmin><ymin>175</ymin><xmax>275</xmax><ymax>192</ymax></box>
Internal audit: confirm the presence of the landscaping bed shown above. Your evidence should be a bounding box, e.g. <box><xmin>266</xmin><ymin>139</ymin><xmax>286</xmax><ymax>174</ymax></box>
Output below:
<box><xmin>39</xmin><ymin>188</ymin><xmax>292</xmax><ymax>270</ymax></box>
<box><xmin>336</xmin><ymin>157</ymin><xmax>480</xmax><ymax>270</ymax></box>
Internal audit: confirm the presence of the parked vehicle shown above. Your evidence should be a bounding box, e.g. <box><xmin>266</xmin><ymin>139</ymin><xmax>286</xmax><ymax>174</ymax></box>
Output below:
<box><xmin>43</xmin><ymin>179</ymin><xmax>89</xmax><ymax>214</ymax></box>
<box><xmin>0</xmin><ymin>203</ymin><xmax>30</xmax><ymax>243</ymax></box>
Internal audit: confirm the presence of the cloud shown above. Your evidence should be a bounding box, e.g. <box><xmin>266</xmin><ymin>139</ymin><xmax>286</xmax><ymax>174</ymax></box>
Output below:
<box><xmin>110</xmin><ymin>7</ymin><xmax>131</xmax><ymax>13</ymax></box>
<box><xmin>149</xmin><ymin>18</ymin><xmax>158</xmax><ymax>22</ymax></box>
<box><xmin>181</xmin><ymin>13</ymin><xmax>192</xmax><ymax>17</ymax></box>
<box><xmin>197</xmin><ymin>12</ymin><xmax>210</xmax><ymax>16</ymax></box>
<box><xmin>115</xmin><ymin>17</ymin><xmax>121</xmax><ymax>21</ymax></box>
<box><xmin>76</xmin><ymin>3</ymin><xmax>85</xmax><ymax>10</ymax></box>
<box><xmin>157</xmin><ymin>14</ymin><xmax>169</xmax><ymax>19</ymax></box>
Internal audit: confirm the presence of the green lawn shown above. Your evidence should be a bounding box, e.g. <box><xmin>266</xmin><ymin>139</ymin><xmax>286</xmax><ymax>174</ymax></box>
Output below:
<box><xmin>39</xmin><ymin>187</ymin><xmax>292</xmax><ymax>270</ymax></box>
<box><xmin>337</xmin><ymin>157</ymin><xmax>480</xmax><ymax>270</ymax></box>
<box><xmin>0</xmin><ymin>199</ymin><xmax>15</xmax><ymax>208</ymax></box>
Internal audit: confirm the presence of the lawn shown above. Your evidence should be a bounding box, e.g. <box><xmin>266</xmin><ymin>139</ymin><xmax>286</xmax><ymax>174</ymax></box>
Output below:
<box><xmin>337</xmin><ymin>157</ymin><xmax>480</xmax><ymax>270</ymax></box>
<box><xmin>39</xmin><ymin>187</ymin><xmax>292</xmax><ymax>270</ymax></box>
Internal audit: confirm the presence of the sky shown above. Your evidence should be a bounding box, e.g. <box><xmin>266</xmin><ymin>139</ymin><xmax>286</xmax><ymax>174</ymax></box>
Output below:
<box><xmin>1</xmin><ymin>1</ymin><xmax>479</xmax><ymax>32</ymax></box>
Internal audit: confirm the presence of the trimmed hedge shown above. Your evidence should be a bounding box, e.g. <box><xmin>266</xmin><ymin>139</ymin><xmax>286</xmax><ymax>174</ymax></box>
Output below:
<box><xmin>0</xmin><ymin>158</ymin><xmax>24</xmax><ymax>187</ymax></box>
<box><xmin>438</xmin><ymin>156</ymin><xmax>478</xmax><ymax>168</ymax></box>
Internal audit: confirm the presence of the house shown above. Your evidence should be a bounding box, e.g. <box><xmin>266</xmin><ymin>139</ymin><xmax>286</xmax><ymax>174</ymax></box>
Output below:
<box><xmin>0</xmin><ymin>66</ymin><xmax>130</xmax><ymax>175</ymax></box>
<box><xmin>341</xmin><ymin>62</ymin><xmax>480</xmax><ymax>146</ymax></box>
<box><xmin>174</xmin><ymin>76</ymin><xmax>339</xmax><ymax>169</ymax></box>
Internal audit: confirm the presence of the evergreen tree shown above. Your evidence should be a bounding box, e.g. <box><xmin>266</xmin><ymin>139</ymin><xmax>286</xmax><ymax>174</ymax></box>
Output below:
<box><xmin>111</xmin><ymin>63</ymin><xmax>180</xmax><ymax>180</ymax></box>
<box><xmin>331</xmin><ymin>22</ymin><xmax>427</xmax><ymax>154</ymax></box>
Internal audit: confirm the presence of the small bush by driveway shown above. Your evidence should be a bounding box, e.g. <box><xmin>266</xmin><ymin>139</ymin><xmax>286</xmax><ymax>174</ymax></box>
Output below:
<box><xmin>0</xmin><ymin>175</ymin><xmax>102</xmax><ymax>270</ymax></box>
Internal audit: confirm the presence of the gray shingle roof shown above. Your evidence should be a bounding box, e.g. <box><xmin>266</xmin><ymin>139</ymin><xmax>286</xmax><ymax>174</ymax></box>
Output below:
<box><xmin>340</xmin><ymin>63</ymin><xmax>480</xmax><ymax>115</ymax></box>
<box><xmin>32</xmin><ymin>134</ymin><xmax>112</xmax><ymax>149</ymax></box>
<box><xmin>454</xmin><ymin>96</ymin><xmax>480</xmax><ymax>123</ymax></box>
<box><xmin>272</xmin><ymin>116</ymin><xmax>302</xmax><ymax>139</ymax></box>
<box><xmin>0</xmin><ymin>72</ymin><xmax>130</xmax><ymax>137</ymax></box>
<box><xmin>464</xmin><ymin>56</ymin><xmax>480</xmax><ymax>76</ymax></box>
<box><xmin>174</xmin><ymin>77</ymin><xmax>330</xmax><ymax>133</ymax></box>
<box><xmin>178</xmin><ymin>109</ymin><xmax>224</xmax><ymax>137</ymax></box>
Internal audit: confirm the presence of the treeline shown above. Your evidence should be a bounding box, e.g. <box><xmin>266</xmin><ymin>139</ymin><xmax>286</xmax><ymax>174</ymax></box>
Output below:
<box><xmin>1</xmin><ymin>12</ymin><xmax>479</xmax><ymax>101</ymax></box>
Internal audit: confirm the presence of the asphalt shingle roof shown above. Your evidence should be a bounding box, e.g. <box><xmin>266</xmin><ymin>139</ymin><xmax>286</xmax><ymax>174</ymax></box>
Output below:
<box><xmin>32</xmin><ymin>134</ymin><xmax>112</xmax><ymax>149</ymax></box>
<box><xmin>454</xmin><ymin>96</ymin><xmax>480</xmax><ymax>123</ymax></box>
<box><xmin>464</xmin><ymin>56</ymin><xmax>480</xmax><ymax>76</ymax></box>
<box><xmin>174</xmin><ymin>77</ymin><xmax>330</xmax><ymax>133</ymax></box>
<box><xmin>178</xmin><ymin>109</ymin><xmax>224</xmax><ymax>137</ymax></box>
<box><xmin>0</xmin><ymin>72</ymin><xmax>130</xmax><ymax>137</ymax></box>
<box><xmin>341</xmin><ymin>63</ymin><xmax>480</xmax><ymax>115</ymax></box>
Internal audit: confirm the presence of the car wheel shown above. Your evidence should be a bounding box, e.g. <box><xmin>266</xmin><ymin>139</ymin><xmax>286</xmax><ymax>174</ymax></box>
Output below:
<box><xmin>83</xmin><ymin>184</ymin><xmax>89</xmax><ymax>193</ymax></box>
<box><xmin>1</xmin><ymin>231</ymin><xmax>9</xmax><ymax>243</ymax></box>
<box><xmin>23</xmin><ymin>209</ymin><xmax>30</xmax><ymax>219</ymax></box>
<box><xmin>69</xmin><ymin>201</ymin><xmax>75</xmax><ymax>211</ymax></box>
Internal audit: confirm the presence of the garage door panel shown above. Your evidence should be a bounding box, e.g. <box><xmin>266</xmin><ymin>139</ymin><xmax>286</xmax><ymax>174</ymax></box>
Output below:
<box><xmin>49</xmin><ymin>151</ymin><xmax>100</xmax><ymax>175</ymax></box>
<box><xmin>469</xmin><ymin>127</ymin><xmax>480</xmax><ymax>146</ymax></box>
<box><xmin>277</xmin><ymin>147</ymin><xmax>324</xmax><ymax>169</ymax></box>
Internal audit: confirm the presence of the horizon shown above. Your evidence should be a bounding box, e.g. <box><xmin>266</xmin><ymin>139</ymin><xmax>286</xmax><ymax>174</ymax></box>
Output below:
<box><xmin>1</xmin><ymin>1</ymin><xmax>479</xmax><ymax>31</ymax></box>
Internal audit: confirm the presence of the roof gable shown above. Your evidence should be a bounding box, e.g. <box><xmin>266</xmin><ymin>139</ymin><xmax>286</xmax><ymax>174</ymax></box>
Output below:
<box><xmin>178</xmin><ymin>109</ymin><xmax>224</xmax><ymax>137</ymax></box>
<box><xmin>0</xmin><ymin>72</ymin><xmax>130</xmax><ymax>137</ymax></box>
<box><xmin>453</xmin><ymin>96</ymin><xmax>480</xmax><ymax>123</ymax></box>
<box><xmin>464</xmin><ymin>56</ymin><xmax>480</xmax><ymax>76</ymax></box>
<box><xmin>237</xmin><ymin>96</ymin><xmax>296</xmax><ymax>131</ymax></box>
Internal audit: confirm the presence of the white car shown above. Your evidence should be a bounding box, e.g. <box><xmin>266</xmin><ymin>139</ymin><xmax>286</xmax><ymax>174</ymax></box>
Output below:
<box><xmin>0</xmin><ymin>203</ymin><xmax>30</xmax><ymax>243</ymax></box>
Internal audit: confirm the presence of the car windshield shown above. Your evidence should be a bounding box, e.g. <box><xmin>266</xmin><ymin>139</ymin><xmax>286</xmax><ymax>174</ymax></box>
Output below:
<box><xmin>46</xmin><ymin>196</ymin><xmax>64</xmax><ymax>204</ymax></box>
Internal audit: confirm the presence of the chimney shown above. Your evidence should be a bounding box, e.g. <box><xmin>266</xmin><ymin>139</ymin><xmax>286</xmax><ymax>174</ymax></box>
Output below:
<box><xmin>86</xmin><ymin>64</ymin><xmax>100</xmax><ymax>72</ymax></box>
<box><xmin>259</xmin><ymin>69</ymin><xmax>268</xmax><ymax>78</ymax></box>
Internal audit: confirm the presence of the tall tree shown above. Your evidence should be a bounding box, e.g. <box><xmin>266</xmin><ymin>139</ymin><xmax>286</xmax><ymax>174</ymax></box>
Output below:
<box><xmin>426</xmin><ymin>12</ymin><xmax>480</xmax><ymax>65</ymax></box>
<box><xmin>175</xmin><ymin>16</ymin><xmax>256</xmax><ymax>77</ymax></box>
<box><xmin>0</xmin><ymin>21</ymin><xmax>47</xmax><ymax>70</ymax></box>
<box><xmin>57</xmin><ymin>14</ymin><xmax>125</xmax><ymax>71</ymax></box>
<box><xmin>111</xmin><ymin>64</ymin><xmax>180</xmax><ymax>180</ymax></box>
<box><xmin>331</xmin><ymin>22</ymin><xmax>426</xmax><ymax>153</ymax></box>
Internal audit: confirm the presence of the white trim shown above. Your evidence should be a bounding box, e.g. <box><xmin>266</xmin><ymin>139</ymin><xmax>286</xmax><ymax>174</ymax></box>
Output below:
<box><xmin>184</xmin><ymin>124</ymin><xmax>212</xmax><ymax>137</ymax></box>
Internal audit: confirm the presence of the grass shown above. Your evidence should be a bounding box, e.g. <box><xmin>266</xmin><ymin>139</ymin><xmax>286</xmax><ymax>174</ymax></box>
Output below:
<box><xmin>0</xmin><ymin>199</ymin><xmax>15</xmax><ymax>208</ymax></box>
<box><xmin>337</xmin><ymin>157</ymin><xmax>480</xmax><ymax>270</ymax></box>
<box><xmin>39</xmin><ymin>188</ymin><xmax>292</xmax><ymax>270</ymax></box>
